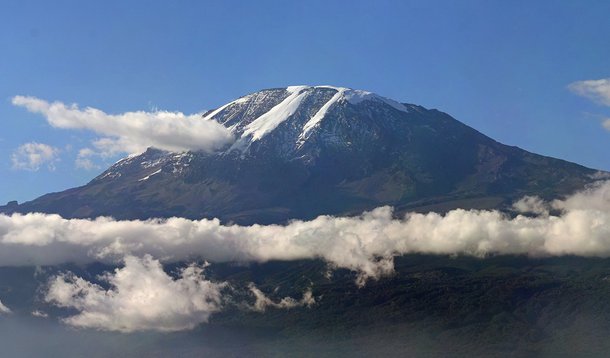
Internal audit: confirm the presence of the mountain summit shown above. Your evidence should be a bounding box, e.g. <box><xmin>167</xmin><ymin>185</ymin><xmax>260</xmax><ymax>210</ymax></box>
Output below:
<box><xmin>3</xmin><ymin>86</ymin><xmax>598</xmax><ymax>223</ymax></box>
<box><xmin>210</xmin><ymin>85</ymin><xmax>417</xmax><ymax>154</ymax></box>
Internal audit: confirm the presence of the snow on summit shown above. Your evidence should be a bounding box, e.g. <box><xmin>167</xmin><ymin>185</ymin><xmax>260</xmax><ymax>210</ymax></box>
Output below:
<box><xmin>242</xmin><ymin>86</ymin><xmax>309</xmax><ymax>141</ymax></box>
<box><xmin>300</xmin><ymin>87</ymin><xmax>347</xmax><ymax>140</ymax></box>
<box><xmin>99</xmin><ymin>84</ymin><xmax>414</xmax><ymax>177</ymax></box>
<box><xmin>204</xmin><ymin>85</ymin><xmax>411</xmax><ymax>147</ymax></box>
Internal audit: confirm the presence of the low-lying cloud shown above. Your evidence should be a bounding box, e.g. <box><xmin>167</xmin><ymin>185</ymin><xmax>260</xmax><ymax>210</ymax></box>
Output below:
<box><xmin>44</xmin><ymin>256</ymin><xmax>315</xmax><ymax>332</ymax></box>
<box><xmin>11</xmin><ymin>96</ymin><xmax>234</xmax><ymax>163</ymax></box>
<box><xmin>248</xmin><ymin>284</ymin><xmax>315</xmax><ymax>312</ymax></box>
<box><xmin>45</xmin><ymin>255</ymin><xmax>225</xmax><ymax>332</ymax></box>
<box><xmin>0</xmin><ymin>299</ymin><xmax>10</xmax><ymax>315</ymax></box>
<box><xmin>2</xmin><ymin>181</ymin><xmax>610</xmax><ymax>281</ymax></box>
<box><xmin>2</xmin><ymin>181</ymin><xmax>610</xmax><ymax>331</ymax></box>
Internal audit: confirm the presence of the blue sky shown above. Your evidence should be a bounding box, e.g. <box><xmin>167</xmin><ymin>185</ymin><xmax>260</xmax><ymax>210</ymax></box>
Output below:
<box><xmin>2</xmin><ymin>0</ymin><xmax>610</xmax><ymax>203</ymax></box>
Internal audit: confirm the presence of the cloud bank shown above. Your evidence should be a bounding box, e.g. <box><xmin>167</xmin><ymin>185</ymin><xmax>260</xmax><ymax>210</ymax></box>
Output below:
<box><xmin>1</xmin><ymin>181</ymin><xmax>610</xmax><ymax>331</ymax></box>
<box><xmin>11</xmin><ymin>142</ymin><xmax>60</xmax><ymax>171</ymax></box>
<box><xmin>2</xmin><ymin>181</ymin><xmax>610</xmax><ymax>281</ymax></box>
<box><xmin>45</xmin><ymin>255</ymin><xmax>225</xmax><ymax>332</ymax></box>
<box><xmin>11</xmin><ymin>96</ymin><xmax>234</xmax><ymax>162</ymax></box>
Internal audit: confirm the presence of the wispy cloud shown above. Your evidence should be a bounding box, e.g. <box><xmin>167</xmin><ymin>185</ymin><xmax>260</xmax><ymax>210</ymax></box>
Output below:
<box><xmin>0</xmin><ymin>299</ymin><xmax>11</xmax><ymax>314</ymax></box>
<box><xmin>512</xmin><ymin>195</ymin><xmax>549</xmax><ymax>215</ymax></box>
<box><xmin>11</xmin><ymin>142</ymin><xmax>60</xmax><ymax>171</ymax></box>
<box><xmin>247</xmin><ymin>284</ymin><xmax>315</xmax><ymax>312</ymax></box>
<box><xmin>74</xmin><ymin>148</ymin><xmax>100</xmax><ymax>170</ymax></box>
<box><xmin>11</xmin><ymin>96</ymin><xmax>235</xmax><ymax>167</ymax></box>
<box><xmin>30</xmin><ymin>310</ymin><xmax>48</xmax><ymax>318</ymax></box>
<box><xmin>568</xmin><ymin>78</ymin><xmax>610</xmax><ymax>106</ymax></box>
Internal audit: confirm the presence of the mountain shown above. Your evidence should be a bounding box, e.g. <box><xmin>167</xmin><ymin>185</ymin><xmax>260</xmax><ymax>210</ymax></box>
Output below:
<box><xmin>1</xmin><ymin>85</ymin><xmax>598</xmax><ymax>224</ymax></box>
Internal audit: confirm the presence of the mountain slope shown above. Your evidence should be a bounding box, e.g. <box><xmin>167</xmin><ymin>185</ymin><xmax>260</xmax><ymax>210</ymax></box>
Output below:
<box><xmin>2</xmin><ymin>86</ymin><xmax>598</xmax><ymax>224</ymax></box>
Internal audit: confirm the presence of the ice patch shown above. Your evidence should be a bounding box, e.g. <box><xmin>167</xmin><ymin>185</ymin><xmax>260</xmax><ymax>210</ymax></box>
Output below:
<box><xmin>98</xmin><ymin>171</ymin><xmax>122</xmax><ymax>180</ymax></box>
<box><xmin>241</xmin><ymin>86</ymin><xmax>309</xmax><ymax>141</ymax></box>
<box><xmin>138</xmin><ymin>168</ymin><xmax>162</xmax><ymax>181</ymax></box>
<box><xmin>225</xmin><ymin>85</ymin><xmax>410</xmax><ymax>150</ymax></box>
<box><xmin>141</xmin><ymin>158</ymin><xmax>166</xmax><ymax>169</ymax></box>
<box><xmin>203</xmin><ymin>94</ymin><xmax>252</xmax><ymax>121</ymax></box>
<box><xmin>113</xmin><ymin>153</ymin><xmax>140</xmax><ymax>166</ymax></box>
<box><xmin>298</xmin><ymin>88</ymin><xmax>346</xmax><ymax>145</ymax></box>
<box><xmin>342</xmin><ymin>89</ymin><xmax>408</xmax><ymax>113</ymax></box>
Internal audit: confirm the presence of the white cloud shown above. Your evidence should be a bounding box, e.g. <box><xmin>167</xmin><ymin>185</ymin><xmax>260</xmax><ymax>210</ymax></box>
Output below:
<box><xmin>248</xmin><ymin>284</ymin><xmax>315</xmax><ymax>312</ymax></box>
<box><xmin>568</xmin><ymin>78</ymin><xmax>610</xmax><ymax>106</ymax></box>
<box><xmin>512</xmin><ymin>195</ymin><xmax>549</xmax><ymax>215</ymax></box>
<box><xmin>43</xmin><ymin>259</ymin><xmax>313</xmax><ymax>332</ymax></box>
<box><xmin>0</xmin><ymin>299</ymin><xmax>11</xmax><ymax>314</ymax></box>
<box><xmin>2</xmin><ymin>181</ymin><xmax>610</xmax><ymax>284</ymax></box>
<box><xmin>551</xmin><ymin>180</ymin><xmax>610</xmax><ymax>212</ymax></box>
<box><xmin>11</xmin><ymin>142</ymin><xmax>60</xmax><ymax>171</ymax></box>
<box><xmin>589</xmin><ymin>171</ymin><xmax>610</xmax><ymax>180</ymax></box>
<box><xmin>45</xmin><ymin>255</ymin><xmax>226</xmax><ymax>332</ymax></box>
<box><xmin>31</xmin><ymin>310</ymin><xmax>48</xmax><ymax>318</ymax></box>
<box><xmin>74</xmin><ymin>148</ymin><xmax>100</xmax><ymax>170</ymax></box>
<box><xmin>0</xmin><ymin>181</ymin><xmax>608</xmax><ymax>331</ymax></box>
<box><xmin>74</xmin><ymin>158</ymin><xmax>98</xmax><ymax>170</ymax></box>
<box><xmin>11</xmin><ymin>96</ymin><xmax>234</xmax><ymax>161</ymax></box>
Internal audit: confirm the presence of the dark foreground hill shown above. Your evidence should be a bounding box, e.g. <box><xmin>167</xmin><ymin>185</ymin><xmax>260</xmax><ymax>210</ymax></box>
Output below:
<box><xmin>0</xmin><ymin>86</ymin><xmax>598</xmax><ymax>223</ymax></box>
<box><xmin>3</xmin><ymin>255</ymin><xmax>610</xmax><ymax>357</ymax></box>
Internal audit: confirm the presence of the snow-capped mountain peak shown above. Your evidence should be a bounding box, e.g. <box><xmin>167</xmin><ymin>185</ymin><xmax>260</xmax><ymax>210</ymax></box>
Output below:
<box><xmin>241</xmin><ymin>85</ymin><xmax>309</xmax><ymax>141</ymax></box>
<box><xmin>10</xmin><ymin>85</ymin><xmax>597</xmax><ymax>225</ymax></box>
<box><xmin>203</xmin><ymin>85</ymin><xmax>412</xmax><ymax>153</ymax></box>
